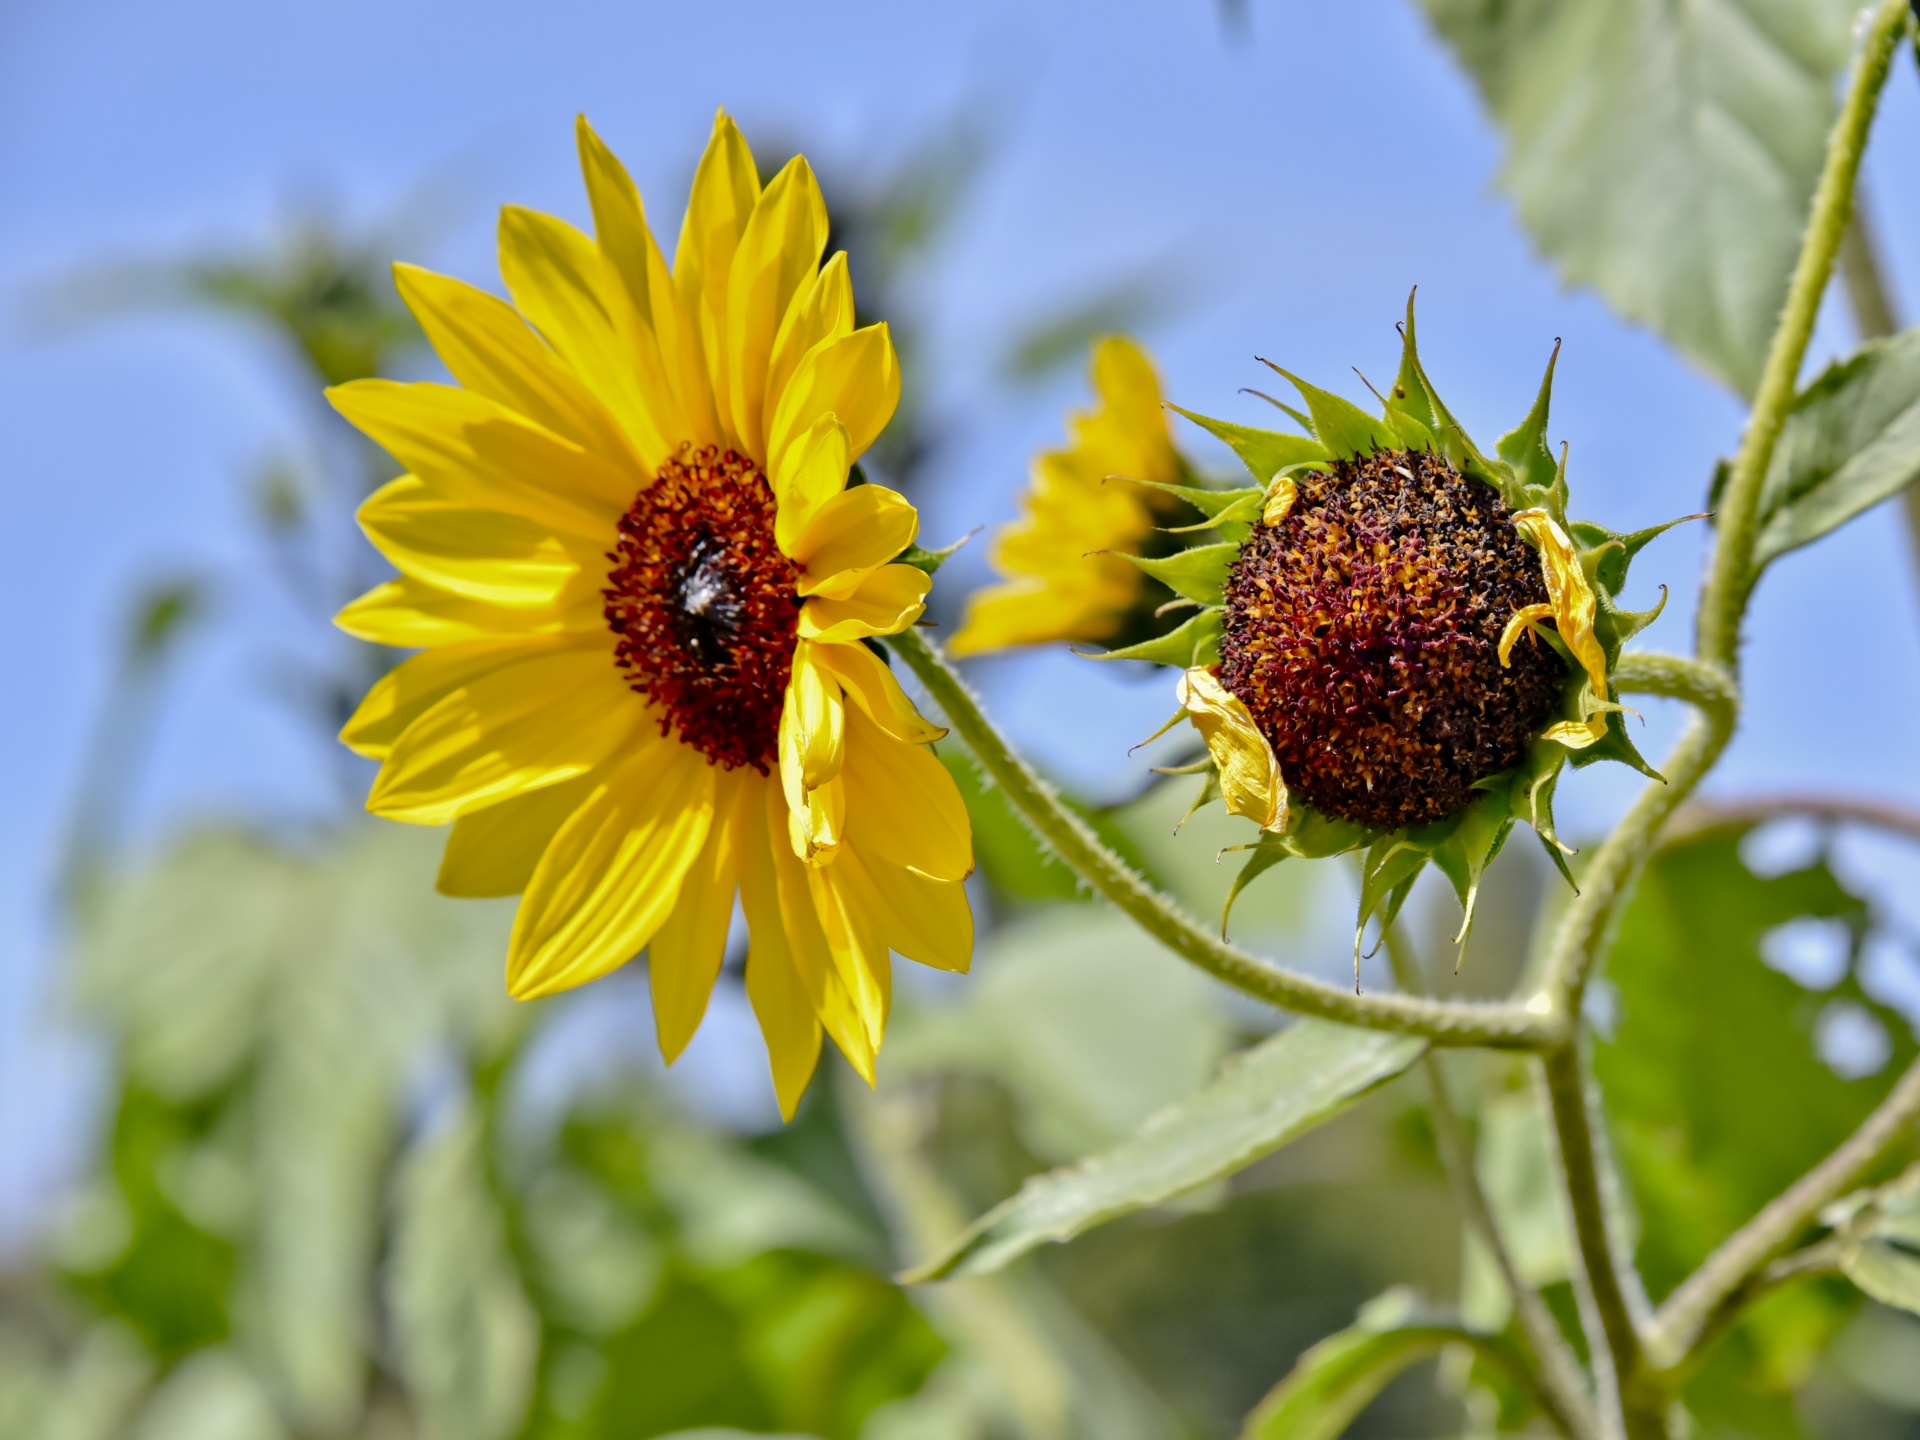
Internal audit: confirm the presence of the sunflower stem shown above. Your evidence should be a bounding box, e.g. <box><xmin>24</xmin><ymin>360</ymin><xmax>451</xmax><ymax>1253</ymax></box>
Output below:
<box><xmin>1696</xmin><ymin>0</ymin><xmax>1910</xmax><ymax>669</ymax></box>
<box><xmin>885</xmin><ymin>627</ymin><xmax>1557</xmax><ymax>1048</ymax></box>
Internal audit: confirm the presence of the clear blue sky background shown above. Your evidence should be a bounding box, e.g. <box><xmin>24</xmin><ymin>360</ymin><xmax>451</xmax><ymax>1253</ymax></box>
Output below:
<box><xmin>5</xmin><ymin>0</ymin><xmax>1920</xmax><ymax>1239</ymax></box>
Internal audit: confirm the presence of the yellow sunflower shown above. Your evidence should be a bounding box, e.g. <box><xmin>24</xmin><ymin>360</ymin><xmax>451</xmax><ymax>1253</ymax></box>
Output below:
<box><xmin>331</xmin><ymin>112</ymin><xmax>974</xmax><ymax>1117</ymax></box>
<box><xmin>949</xmin><ymin>336</ymin><xmax>1186</xmax><ymax>655</ymax></box>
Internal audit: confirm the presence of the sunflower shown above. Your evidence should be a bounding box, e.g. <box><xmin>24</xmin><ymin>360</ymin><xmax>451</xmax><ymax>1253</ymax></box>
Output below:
<box><xmin>1114</xmin><ymin>297</ymin><xmax>1690</xmax><ymax>968</ymax></box>
<box><xmin>949</xmin><ymin>336</ymin><xmax>1197</xmax><ymax>656</ymax></box>
<box><xmin>331</xmin><ymin>112</ymin><xmax>974</xmax><ymax>1116</ymax></box>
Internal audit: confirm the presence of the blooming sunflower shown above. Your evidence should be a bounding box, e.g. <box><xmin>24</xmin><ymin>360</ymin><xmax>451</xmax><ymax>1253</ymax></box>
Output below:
<box><xmin>1117</xmin><ymin>297</ymin><xmax>1690</xmax><ymax>969</ymax></box>
<box><xmin>332</xmin><ymin>112</ymin><xmax>974</xmax><ymax>1116</ymax></box>
<box><xmin>949</xmin><ymin>336</ymin><xmax>1199</xmax><ymax>656</ymax></box>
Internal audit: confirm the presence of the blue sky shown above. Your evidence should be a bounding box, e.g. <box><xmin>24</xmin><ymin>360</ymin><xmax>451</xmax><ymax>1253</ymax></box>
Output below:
<box><xmin>4</xmin><ymin>0</ymin><xmax>1920</xmax><ymax>1237</ymax></box>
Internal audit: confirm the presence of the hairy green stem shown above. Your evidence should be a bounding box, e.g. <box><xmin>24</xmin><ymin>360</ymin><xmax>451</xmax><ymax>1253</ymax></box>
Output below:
<box><xmin>1696</xmin><ymin>0</ymin><xmax>1910</xmax><ymax>667</ymax></box>
<box><xmin>886</xmin><ymin>627</ymin><xmax>1557</xmax><ymax>1047</ymax></box>
<box><xmin>1646</xmin><ymin>1053</ymin><xmax>1920</xmax><ymax>1370</ymax></box>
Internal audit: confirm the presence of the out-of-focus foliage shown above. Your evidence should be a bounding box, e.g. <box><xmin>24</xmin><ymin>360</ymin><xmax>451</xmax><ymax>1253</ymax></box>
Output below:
<box><xmin>1418</xmin><ymin>0</ymin><xmax>1860</xmax><ymax>395</ymax></box>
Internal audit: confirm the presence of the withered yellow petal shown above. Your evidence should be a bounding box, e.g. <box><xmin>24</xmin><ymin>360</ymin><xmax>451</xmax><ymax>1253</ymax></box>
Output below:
<box><xmin>1497</xmin><ymin>603</ymin><xmax>1556</xmax><ymax>668</ymax></box>
<box><xmin>1511</xmin><ymin>508</ymin><xmax>1607</xmax><ymax>701</ymax></box>
<box><xmin>507</xmin><ymin>741</ymin><xmax>716</xmax><ymax>1000</ymax></box>
<box><xmin>1263</xmin><ymin>475</ymin><xmax>1298</xmax><ymax>527</ymax></box>
<box><xmin>1178</xmin><ymin>667</ymin><xmax>1286</xmax><ymax>832</ymax></box>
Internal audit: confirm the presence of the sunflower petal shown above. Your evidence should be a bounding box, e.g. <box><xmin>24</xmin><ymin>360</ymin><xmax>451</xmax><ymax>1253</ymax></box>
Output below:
<box><xmin>1512</xmin><ymin>509</ymin><xmax>1608</xmax><ymax>702</ymax></box>
<box><xmin>329</xmin><ymin>378</ymin><xmax>630</xmax><ymax>532</ymax></box>
<box><xmin>498</xmin><ymin>205</ymin><xmax>674</xmax><ymax>469</ymax></box>
<box><xmin>766</xmin><ymin>324</ymin><xmax>900</xmax><ymax>485</ymax></box>
<box><xmin>340</xmin><ymin>637</ymin><xmax>530</xmax><ymax>760</ymax></box>
<box><xmin>674</xmin><ymin>109</ymin><xmax>760</xmax><ymax>392</ymax></box>
<box><xmin>649</xmin><ymin>767</ymin><xmax>752</xmax><ymax>1062</ymax></box>
<box><xmin>724</xmin><ymin>156</ymin><xmax>829</xmax><ymax>459</ymax></box>
<box><xmin>357</xmin><ymin>475</ymin><xmax>587</xmax><ymax>608</ymax></box>
<box><xmin>779</xmin><ymin>642</ymin><xmax>846</xmax><ymax>863</ymax></box>
<box><xmin>771</xmin><ymin>414</ymin><xmax>850</xmax><ymax>556</ymax></box>
<box><xmin>840</xmin><ymin>707</ymin><xmax>972</xmax><ymax>882</ymax></box>
<box><xmin>812</xmin><ymin>641</ymin><xmax>945</xmax><ymax>745</ymax></box>
<box><xmin>507</xmin><ymin>741</ymin><xmax>716</xmax><ymax>999</ymax></box>
<box><xmin>738</xmin><ymin>803</ymin><xmax>824</xmax><ymax>1118</ymax></box>
<box><xmin>438</xmin><ymin>773</ymin><xmax>597</xmax><ymax>897</ymax></box>
<box><xmin>369</xmin><ymin>639</ymin><xmax>640</xmax><ymax>824</ymax></box>
<box><xmin>797</xmin><ymin>564</ymin><xmax>929</xmax><ymax>642</ymax></box>
<box><xmin>841</xmin><ymin>843</ymin><xmax>972</xmax><ymax>974</ymax></box>
<box><xmin>1179</xmin><ymin>667</ymin><xmax>1286</xmax><ymax>831</ymax></box>
<box><xmin>336</xmin><ymin>576</ymin><xmax>593</xmax><ymax>648</ymax></box>
<box><xmin>793</xmin><ymin>485</ymin><xmax>918</xmax><ymax>598</ymax></box>
<box><xmin>804</xmin><ymin>859</ymin><xmax>890</xmax><ymax>1053</ymax></box>
<box><xmin>391</xmin><ymin>262</ymin><xmax>633</xmax><ymax>463</ymax></box>
<box><xmin>767</xmin><ymin>251</ymin><xmax>854</xmax><ymax>428</ymax></box>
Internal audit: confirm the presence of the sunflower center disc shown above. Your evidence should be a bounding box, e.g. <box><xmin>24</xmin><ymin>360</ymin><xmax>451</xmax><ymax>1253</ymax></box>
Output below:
<box><xmin>604</xmin><ymin>444</ymin><xmax>800</xmax><ymax>772</ymax></box>
<box><xmin>1219</xmin><ymin>449</ymin><xmax>1564</xmax><ymax>831</ymax></box>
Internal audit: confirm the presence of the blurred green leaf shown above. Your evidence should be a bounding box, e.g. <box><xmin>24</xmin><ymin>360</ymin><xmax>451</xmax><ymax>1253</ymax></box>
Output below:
<box><xmin>1754</xmin><ymin>327</ymin><xmax>1920</xmax><ymax>567</ymax></box>
<box><xmin>1596</xmin><ymin>827</ymin><xmax>1917</xmax><ymax>1407</ymax></box>
<box><xmin>1418</xmin><ymin>0</ymin><xmax>1858</xmax><ymax>394</ymax></box>
<box><xmin>907</xmin><ymin>1019</ymin><xmax>1424</xmax><ymax>1280</ymax></box>
<box><xmin>1001</xmin><ymin>275</ymin><xmax>1177</xmax><ymax>383</ymax></box>
<box><xmin>1238</xmin><ymin>1289</ymin><xmax>1523</xmax><ymax>1439</ymax></box>
<box><xmin>388</xmin><ymin>1100</ymin><xmax>537</xmax><ymax>1440</ymax></box>
<box><xmin>130</xmin><ymin>1348</ymin><xmax>284</xmax><ymax>1440</ymax></box>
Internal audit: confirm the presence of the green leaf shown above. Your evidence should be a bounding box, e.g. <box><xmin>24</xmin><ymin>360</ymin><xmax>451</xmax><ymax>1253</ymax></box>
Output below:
<box><xmin>1266</xmin><ymin>366</ymin><xmax>1398</xmax><ymax>460</ymax></box>
<box><xmin>1084</xmin><ymin>605</ymin><xmax>1222</xmax><ymax>667</ymax></box>
<box><xmin>1169</xmin><ymin>404</ymin><xmax>1330</xmax><ymax>482</ymax></box>
<box><xmin>1123</xmin><ymin>542</ymin><xmax>1240</xmax><ymax>605</ymax></box>
<box><xmin>1419</xmin><ymin>0</ymin><xmax>1858</xmax><ymax>395</ymax></box>
<box><xmin>1755</xmin><ymin>328</ymin><xmax>1920</xmax><ymax>568</ymax></box>
<box><xmin>904</xmin><ymin>1021</ymin><xmax>1425</xmax><ymax>1280</ymax></box>
<box><xmin>1239</xmin><ymin>1291</ymin><xmax>1526</xmax><ymax>1440</ymax></box>
<box><xmin>1494</xmin><ymin>340</ymin><xmax>1561</xmax><ymax>497</ymax></box>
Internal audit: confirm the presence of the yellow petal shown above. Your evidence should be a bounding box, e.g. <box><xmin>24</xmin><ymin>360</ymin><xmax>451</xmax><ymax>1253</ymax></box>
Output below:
<box><xmin>437</xmin><ymin>772</ymin><xmax>596</xmax><ymax>897</ymax></box>
<box><xmin>507</xmin><ymin>741</ymin><xmax>716</xmax><ymax>1000</ymax></box>
<box><xmin>812</xmin><ymin>640</ymin><xmax>946</xmax><ymax>745</ymax></box>
<box><xmin>336</xmin><ymin>575</ymin><xmax>598</xmax><ymax>649</ymax></box>
<box><xmin>391</xmin><ymin>262</ymin><xmax>634</xmax><ymax>465</ymax></box>
<box><xmin>766</xmin><ymin>324</ymin><xmax>900</xmax><ymax>485</ymax></box>
<box><xmin>649</xmin><ymin>767</ymin><xmax>753</xmax><ymax>1062</ymax></box>
<box><xmin>369</xmin><ymin>638</ymin><xmax>641</xmax><ymax>824</ymax></box>
<box><xmin>738</xmin><ymin>802</ymin><xmax>824</xmax><ymax>1118</ymax></box>
<box><xmin>357</xmin><ymin>475</ymin><xmax>588</xmax><ymax>608</ymax></box>
<box><xmin>1511</xmin><ymin>509</ymin><xmax>1607</xmax><ymax>702</ymax></box>
<box><xmin>840</xmin><ymin>842</ymin><xmax>972</xmax><ymax>974</ymax></box>
<box><xmin>804</xmin><ymin>858</ymin><xmax>890</xmax><ymax>1054</ymax></box>
<box><xmin>752</xmin><ymin>783</ymin><xmax>878</xmax><ymax>1081</ymax></box>
<box><xmin>840</xmin><ymin>706</ymin><xmax>972</xmax><ymax>882</ymax></box>
<box><xmin>724</xmin><ymin>155</ymin><xmax>829</xmax><ymax>460</ymax></box>
<box><xmin>779</xmin><ymin>641</ymin><xmax>846</xmax><ymax>863</ymax></box>
<box><xmin>340</xmin><ymin>637</ymin><xmax>530</xmax><ymax>760</ymax></box>
<box><xmin>673</xmin><ymin>108</ymin><xmax>761</xmax><ymax>385</ymax></box>
<box><xmin>948</xmin><ymin>581</ymin><xmax>1105</xmax><ymax>657</ymax></box>
<box><xmin>1497</xmin><ymin>603</ymin><xmax>1556</xmax><ymax>668</ymax></box>
<box><xmin>770</xmin><ymin>414</ymin><xmax>850</xmax><ymax>556</ymax></box>
<box><xmin>793</xmin><ymin>484</ymin><xmax>918</xmax><ymax>597</ymax></box>
<box><xmin>329</xmin><ymin>378</ymin><xmax>630</xmax><ymax>533</ymax></box>
<box><xmin>1263</xmin><ymin>475</ymin><xmax>1298</xmax><ymax>527</ymax></box>
<box><xmin>498</xmin><ymin>205</ymin><xmax>675</xmax><ymax>469</ymax></box>
<box><xmin>797</xmin><ymin>564</ymin><xmax>930</xmax><ymax>643</ymax></box>
<box><xmin>1178</xmin><ymin>667</ymin><xmax>1286</xmax><ymax>832</ymax></box>
<box><xmin>766</xmin><ymin>251</ymin><xmax>854</xmax><ymax>430</ymax></box>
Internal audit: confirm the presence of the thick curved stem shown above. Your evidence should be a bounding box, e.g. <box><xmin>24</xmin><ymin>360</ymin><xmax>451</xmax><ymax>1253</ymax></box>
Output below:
<box><xmin>885</xmin><ymin>627</ymin><xmax>1557</xmax><ymax>1047</ymax></box>
<box><xmin>1695</xmin><ymin>0</ymin><xmax>1911</xmax><ymax>668</ymax></box>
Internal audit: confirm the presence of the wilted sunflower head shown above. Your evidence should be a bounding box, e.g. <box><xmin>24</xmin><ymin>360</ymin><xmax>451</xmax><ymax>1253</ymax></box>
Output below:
<box><xmin>1116</xmin><ymin>296</ymin><xmax>1692</xmax><ymax>963</ymax></box>
<box><xmin>949</xmin><ymin>336</ymin><xmax>1201</xmax><ymax>656</ymax></box>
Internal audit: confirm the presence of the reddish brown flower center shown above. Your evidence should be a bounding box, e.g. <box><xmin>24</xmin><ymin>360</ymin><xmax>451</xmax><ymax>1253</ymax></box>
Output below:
<box><xmin>1219</xmin><ymin>449</ymin><xmax>1563</xmax><ymax>831</ymax></box>
<box><xmin>603</xmin><ymin>445</ymin><xmax>800</xmax><ymax>772</ymax></box>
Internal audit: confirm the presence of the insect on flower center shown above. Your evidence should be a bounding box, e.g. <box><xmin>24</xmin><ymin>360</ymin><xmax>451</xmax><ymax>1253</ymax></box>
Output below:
<box><xmin>604</xmin><ymin>444</ymin><xmax>800</xmax><ymax>772</ymax></box>
<box><xmin>1219</xmin><ymin>449</ymin><xmax>1564</xmax><ymax>830</ymax></box>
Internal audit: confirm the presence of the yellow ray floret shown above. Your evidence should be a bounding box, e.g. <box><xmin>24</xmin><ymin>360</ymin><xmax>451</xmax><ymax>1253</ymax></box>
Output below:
<box><xmin>1504</xmin><ymin>508</ymin><xmax>1609</xmax><ymax>749</ymax></box>
<box><xmin>1178</xmin><ymin>667</ymin><xmax>1287</xmax><ymax>831</ymax></box>
<box><xmin>329</xmin><ymin>110</ymin><xmax>971</xmax><ymax>1118</ymax></box>
<box><xmin>950</xmin><ymin>336</ymin><xmax>1180</xmax><ymax>654</ymax></box>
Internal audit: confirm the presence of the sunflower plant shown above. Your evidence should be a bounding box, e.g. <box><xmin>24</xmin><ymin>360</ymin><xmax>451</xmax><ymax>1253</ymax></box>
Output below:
<box><xmin>322</xmin><ymin>5</ymin><xmax>1920</xmax><ymax>1435</ymax></box>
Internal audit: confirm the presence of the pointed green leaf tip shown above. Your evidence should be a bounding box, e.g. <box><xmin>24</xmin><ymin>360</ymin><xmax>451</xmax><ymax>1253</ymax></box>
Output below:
<box><xmin>1168</xmin><ymin>404</ymin><xmax>1328</xmax><ymax>483</ymax></box>
<box><xmin>1496</xmin><ymin>338</ymin><xmax>1563</xmax><ymax>498</ymax></box>
<box><xmin>1082</xmin><ymin>606</ymin><xmax>1222</xmax><ymax>667</ymax></box>
<box><xmin>1261</xmin><ymin>360</ymin><xmax>1399</xmax><ymax>460</ymax></box>
<box><xmin>1122</xmin><ymin>542</ymin><xmax>1238</xmax><ymax>605</ymax></box>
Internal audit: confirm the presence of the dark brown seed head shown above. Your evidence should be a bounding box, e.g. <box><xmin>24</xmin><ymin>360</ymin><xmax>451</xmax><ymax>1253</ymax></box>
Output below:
<box><xmin>603</xmin><ymin>444</ymin><xmax>801</xmax><ymax>773</ymax></box>
<box><xmin>1218</xmin><ymin>449</ymin><xmax>1564</xmax><ymax>830</ymax></box>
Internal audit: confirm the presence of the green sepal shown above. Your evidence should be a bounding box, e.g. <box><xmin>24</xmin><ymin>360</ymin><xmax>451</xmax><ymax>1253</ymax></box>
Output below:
<box><xmin>1356</xmin><ymin>835</ymin><xmax>1432</xmax><ymax>970</ymax></box>
<box><xmin>1121</xmin><ymin>542</ymin><xmax>1239</xmax><ymax>606</ymax></box>
<box><xmin>897</xmin><ymin>529</ymin><xmax>976</xmax><ymax>577</ymax></box>
<box><xmin>1424</xmin><ymin>774</ymin><xmax>1520</xmax><ymax>951</ymax></box>
<box><xmin>1168</xmin><ymin>404</ymin><xmax>1330</xmax><ymax>484</ymax></box>
<box><xmin>1113</xmin><ymin>473</ymin><xmax>1264</xmax><ymax>521</ymax></box>
<box><xmin>1245</xmin><ymin>389</ymin><xmax>1318</xmax><ymax>435</ymax></box>
<box><xmin>1263</xmin><ymin>362</ymin><xmax>1399</xmax><ymax>460</ymax></box>
<box><xmin>1494</xmin><ymin>339</ymin><xmax>1563</xmax><ymax>499</ymax></box>
<box><xmin>1219</xmin><ymin>808</ymin><xmax>1375</xmax><ymax>937</ymax></box>
<box><xmin>1566</xmin><ymin>710</ymin><xmax>1664</xmax><ymax>781</ymax></box>
<box><xmin>1384</xmin><ymin>406</ymin><xmax>1437</xmax><ymax>455</ymax></box>
<box><xmin>1387</xmin><ymin>292</ymin><xmax>1439</xmax><ymax>433</ymax></box>
<box><xmin>1084</xmin><ymin>605</ymin><xmax>1222</xmax><ymax>667</ymax></box>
